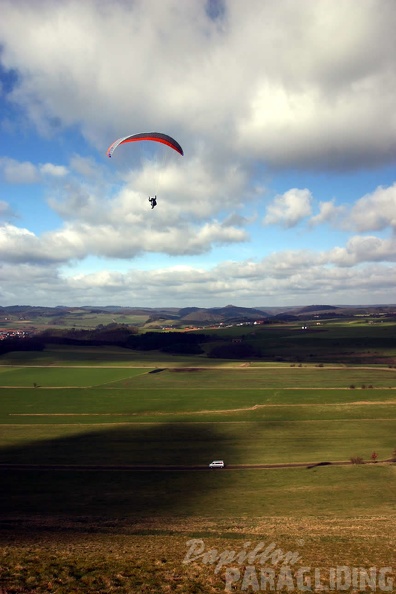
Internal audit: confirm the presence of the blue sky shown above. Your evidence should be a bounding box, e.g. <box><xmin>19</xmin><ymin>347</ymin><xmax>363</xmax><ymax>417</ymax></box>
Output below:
<box><xmin>0</xmin><ymin>0</ymin><xmax>395</xmax><ymax>307</ymax></box>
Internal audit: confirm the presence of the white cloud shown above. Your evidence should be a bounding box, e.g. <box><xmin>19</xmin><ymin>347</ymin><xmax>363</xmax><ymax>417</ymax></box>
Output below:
<box><xmin>0</xmin><ymin>157</ymin><xmax>68</xmax><ymax>184</ymax></box>
<box><xmin>39</xmin><ymin>163</ymin><xmax>68</xmax><ymax>177</ymax></box>
<box><xmin>54</xmin><ymin>216</ymin><xmax>247</xmax><ymax>259</ymax></box>
<box><xmin>349</xmin><ymin>183</ymin><xmax>396</xmax><ymax>232</ymax></box>
<box><xmin>1</xmin><ymin>0</ymin><xmax>396</xmax><ymax>307</ymax></box>
<box><xmin>309</xmin><ymin>200</ymin><xmax>345</xmax><ymax>227</ymax></box>
<box><xmin>0</xmin><ymin>224</ymin><xmax>39</xmax><ymax>261</ymax></box>
<box><xmin>0</xmin><ymin>251</ymin><xmax>394</xmax><ymax>307</ymax></box>
<box><xmin>43</xmin><ymin>158</ymin><xmax>250</xmax><ymax>258</ymax></box>
<box><xmin>0</xmin><ymin>223</ymin><xmax>76</xmax><ymax>263</ymax></box>
<box><xmin>263</xmin><ymin>188</ymin><xmax>313</xmax><ymax>228</ymax></box>
<box><xmin>328</xmin><ymin>235</ymin><xmax>396</xmax><ymax>266</ymax></box>
<box><xmin>0</xmin><ymin>202</ymin><xmax>248</xmax><ymax>264</ymax></box>
<box><xmin>69</xmin><ymin>155</ymin><xmax>98</xmax><ymax>178</ymax></box>
<box><xmin>1</xmin><ymin>0</ymin><xmax>396</xmax><ymax>171</ymax></box>
<box><xmin>0</xmin><ymin>157</ymin><xmax>39</xmax><ymax>184</ymax></box>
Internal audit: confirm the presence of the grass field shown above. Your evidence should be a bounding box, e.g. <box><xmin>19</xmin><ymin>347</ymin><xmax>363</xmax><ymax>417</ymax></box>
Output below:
<box><xmin>203</xmin><ymin>320</ymin><xmax>396</xmax><ymax>364</ymax></box>
<box><xmin>0</xmin><ymin>311</ymin><xmax>150</xmax><ymax>330</ymax></box>
<box><xmin>0</xmin><ymin>333</ymin><xmax>395</xmax><ymax>593</ymax></box>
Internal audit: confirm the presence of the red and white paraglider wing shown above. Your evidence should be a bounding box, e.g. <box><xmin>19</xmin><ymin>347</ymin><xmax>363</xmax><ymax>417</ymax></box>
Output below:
<box><xmin>106</xmin><ymin>132</ymin><xmax>183</xmax><ymax>158</ymax></box>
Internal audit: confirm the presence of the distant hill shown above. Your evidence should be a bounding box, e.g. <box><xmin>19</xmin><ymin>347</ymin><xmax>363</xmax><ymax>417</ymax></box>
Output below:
<box><xmin>294</xmin><ymin>305</ymin><xmax>339</xmax><ymax>314</ymax></box>
<box><xmin>0</xmin><ymin>303</ymin><xmax>395</xmax><ymax>329</ymax></box>
<box><xmin>180</xmin><ymin>305</ymin><xmax>268</xmax><ymax>324</ymax></box>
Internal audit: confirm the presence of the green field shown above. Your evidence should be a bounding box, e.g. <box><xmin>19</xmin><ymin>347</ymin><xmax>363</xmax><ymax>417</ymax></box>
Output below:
<box><xmin>0</xmin><ymin>311</ymin><xmax>150</xmax><ymax>329</ymax></box>
<box><xmin>1</xmin><ymin>334</ymin><xmax>395</xmax><ymax>593</ymax></box>
<box><xmin>0</xmin><ymin>347</ymin><xmax>395</xmax><ymax>513</ymax></box>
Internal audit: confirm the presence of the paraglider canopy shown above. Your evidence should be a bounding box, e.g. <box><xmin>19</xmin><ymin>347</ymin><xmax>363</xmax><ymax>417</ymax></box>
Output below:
<box><xmin>107</xmin><ymin>132</ymin><xmax>184</xmax><ymax>158</ymax></box>
<box><xmin>107</xmin><ymin>132</ymin><xmax>183</xmax><ymax>209</ymax></box>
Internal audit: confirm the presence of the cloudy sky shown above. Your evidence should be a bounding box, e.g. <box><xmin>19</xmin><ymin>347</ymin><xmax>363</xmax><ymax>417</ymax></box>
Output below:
<box><xmin>1</xmin><ymin>0</ymin><xmax>395</xmax><ymax>308</ymax></box>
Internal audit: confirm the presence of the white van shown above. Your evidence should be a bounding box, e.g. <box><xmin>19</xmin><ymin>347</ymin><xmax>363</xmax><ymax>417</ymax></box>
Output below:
<box><xmin>209</xmin><ymin>460</ymin><xmax>225</xmax><ymax>469</ymax></box>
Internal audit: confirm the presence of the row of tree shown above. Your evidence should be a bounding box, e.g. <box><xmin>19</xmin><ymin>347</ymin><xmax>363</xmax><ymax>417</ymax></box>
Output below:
<box><xmin>0</xmin><ymin>323</ymin><xmax>262</xmax><ymax>359</ymax></box>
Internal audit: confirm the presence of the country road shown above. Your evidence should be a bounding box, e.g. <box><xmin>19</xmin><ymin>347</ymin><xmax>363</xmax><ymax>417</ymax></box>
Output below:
<box><xmin>0</xmin><ymin>460</ymin><xmax>393</xmax><ymax>472</ymax></box>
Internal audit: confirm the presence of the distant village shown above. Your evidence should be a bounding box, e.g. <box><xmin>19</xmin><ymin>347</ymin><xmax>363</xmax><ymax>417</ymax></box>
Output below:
<box><xmin>0</xmin><ymin>329</ymin><xmax>31</xmax><ymax>341</ymax></box>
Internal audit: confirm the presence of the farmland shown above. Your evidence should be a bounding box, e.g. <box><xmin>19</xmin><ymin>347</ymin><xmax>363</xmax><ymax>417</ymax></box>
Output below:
<box><xmin>0</xmin><ymin>321</ymin><xmax>395</xmax><ymax>592</ymax></box>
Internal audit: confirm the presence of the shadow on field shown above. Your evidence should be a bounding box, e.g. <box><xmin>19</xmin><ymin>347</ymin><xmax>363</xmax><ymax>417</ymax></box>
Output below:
<box><xmin>0</xmin><ymin>423</ymin><xmax>237</xmax><ymax>520</ymax></box>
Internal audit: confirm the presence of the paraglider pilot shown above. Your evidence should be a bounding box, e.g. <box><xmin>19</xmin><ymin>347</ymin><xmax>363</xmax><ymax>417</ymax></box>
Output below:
<box><xmin>148</xmin><ymin>196</ymin><xmax>157</xmax><ymax>209</ymax></box>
